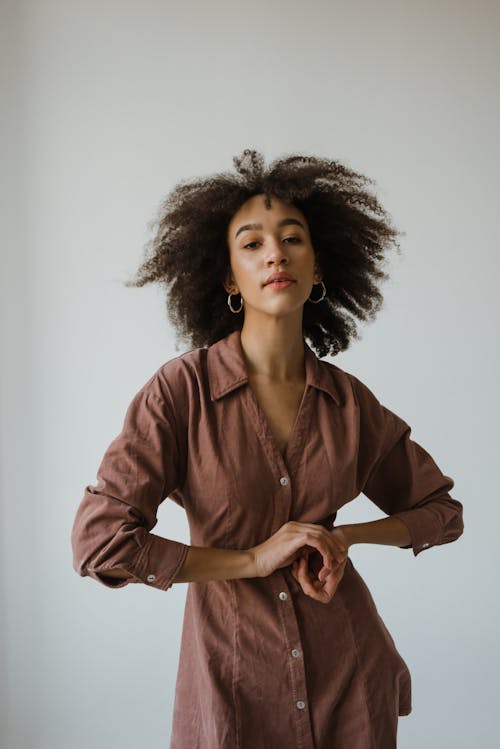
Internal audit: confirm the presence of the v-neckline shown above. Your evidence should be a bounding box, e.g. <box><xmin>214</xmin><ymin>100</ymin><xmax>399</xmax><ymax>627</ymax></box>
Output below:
<box><xmin>245</xmin><ymin>378</ymin><xmax>310</xmax><ymax>471</ymax></box>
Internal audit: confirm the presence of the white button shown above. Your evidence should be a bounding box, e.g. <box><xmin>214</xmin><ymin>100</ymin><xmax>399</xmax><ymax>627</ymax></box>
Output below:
<box><xmin>147</xmin><ymin>574</ymin><xmax>156</xmax><ymax>582</ymax></box>
<box><xmin>279</xmin><ymin>591</ymin><xmax>288</xmax><ymax>600</ymax></box>
<box><xmin>422</xmin><ymin>542</ymin><xmax>430</xmax><ymax>548</ymax></box>
<box><xmin>280</xmin><ymin>476</ymin><xmax>289</xmax><ymax>486</ymax></box>
<box><xmin>296</xmin><ymin>700</ymin><xmax>305</xmax><ymax>709</ymax></box>
<box><xmin>291</xmin><ymin>648</ymin><xmax>300</xmax><ymax>657</ymax></box>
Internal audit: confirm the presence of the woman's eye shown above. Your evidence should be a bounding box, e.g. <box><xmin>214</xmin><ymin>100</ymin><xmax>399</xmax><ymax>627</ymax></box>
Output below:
<box><xmin>243</xmin><ymin>236</ymin><xmax>301</xmax><ymax>249</ymax></box>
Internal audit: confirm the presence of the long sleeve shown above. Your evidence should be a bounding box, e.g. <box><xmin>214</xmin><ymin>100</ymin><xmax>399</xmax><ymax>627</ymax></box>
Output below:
<box><xmin>349</xmin><ymin>374</ymin><xmax>464</xmax><ymax>557</ymax></box>
<box><xmin>70</xmin><ymin>370</ymin><xmax>190</xmax><ymax>591</ymax></box>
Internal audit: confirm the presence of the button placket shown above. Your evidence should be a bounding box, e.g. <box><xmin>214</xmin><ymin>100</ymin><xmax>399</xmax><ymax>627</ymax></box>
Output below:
<box><xmin>253</xmin><ymin>397</ymin><xmax>312</xmax><ymax>745</ymax></box>
<box><xmin>272</xmin><ymin>575</ymin><xmax>314</xmax><ymax>747</ymax></box>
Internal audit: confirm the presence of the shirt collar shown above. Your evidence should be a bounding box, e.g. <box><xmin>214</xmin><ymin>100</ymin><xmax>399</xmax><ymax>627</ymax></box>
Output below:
<box><xmin>207</xmin><ymin>328</ymin><xmax>341</xmax><ymax>405</ymax></box>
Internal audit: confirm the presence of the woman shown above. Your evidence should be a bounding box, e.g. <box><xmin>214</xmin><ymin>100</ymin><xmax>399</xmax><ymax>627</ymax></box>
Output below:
<box><xmin>71</xmin><ymin>149</ymin><xmax>464</xmax><ymax>748</ymax></box>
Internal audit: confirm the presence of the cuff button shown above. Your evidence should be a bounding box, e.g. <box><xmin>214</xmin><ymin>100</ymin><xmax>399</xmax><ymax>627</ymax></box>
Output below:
<box><xmin>147</xmin><ymin>574</ymin><xmax>156</xmax><ymax>582</ymax></box>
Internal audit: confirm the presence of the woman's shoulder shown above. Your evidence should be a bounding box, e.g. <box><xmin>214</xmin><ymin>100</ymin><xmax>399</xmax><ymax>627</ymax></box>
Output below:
<box><xmin>320</xmin><ymin>359</ymin><xmax>409</xmax><ymax>442</ymax></box>
<box><xmin>145</xmin><ymin>345</ymin><xmax>208</xmax><ymax>406</ymax></box>
<box><xmin>316</xmin><ymin>357</ymin><xmax>381</xmax><ymax>409</ymax></box>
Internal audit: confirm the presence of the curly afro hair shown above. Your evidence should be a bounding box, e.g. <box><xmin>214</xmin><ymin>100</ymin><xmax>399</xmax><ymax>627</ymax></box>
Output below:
<box><xmin>124</xmin><ymin>149</ymin><xmax>404</xmax><ymax>358</ymax></box>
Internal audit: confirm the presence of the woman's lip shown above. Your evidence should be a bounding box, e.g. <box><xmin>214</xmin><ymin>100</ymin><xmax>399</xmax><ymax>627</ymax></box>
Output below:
<box><xmin>264</xmin><ymin>279</ymin><xmax>296</xmax><ymax>289</ymax></box>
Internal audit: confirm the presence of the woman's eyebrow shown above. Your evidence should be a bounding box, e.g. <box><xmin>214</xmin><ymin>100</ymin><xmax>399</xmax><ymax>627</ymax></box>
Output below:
<box><xmin>234</xmin><ymin>218</ymin><xmax>305</xmax><ymax>240</ymax></box>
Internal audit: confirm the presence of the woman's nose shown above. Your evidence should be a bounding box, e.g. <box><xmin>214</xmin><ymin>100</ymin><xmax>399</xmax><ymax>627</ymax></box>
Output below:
<box><xmin>265</xmin><ymin>239</ymin><xmax>289</xmax><ymax>264</ymax></box>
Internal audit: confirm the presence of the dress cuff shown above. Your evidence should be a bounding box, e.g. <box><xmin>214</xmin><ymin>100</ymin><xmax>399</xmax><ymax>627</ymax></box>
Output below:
<box><xmin>390</xmin><ymin>510</ymin><xmax>437</xmax><ymax>557</ymax></box>
<box><xmin>134</xmin><ymin>534</ymin><xmax>190</xmax><ymax>591</ymax></box>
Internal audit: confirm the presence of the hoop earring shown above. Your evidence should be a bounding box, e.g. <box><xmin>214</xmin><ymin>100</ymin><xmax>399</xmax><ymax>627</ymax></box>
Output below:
<box><xmin>227</xmin><ymin>291</ymin><xmax>244</xmax><ymax>314</ymax></box>
<box><xmin>307</xmin><ymin>280</ymin><xmax>326</xmax><ymax>303</ymax></box>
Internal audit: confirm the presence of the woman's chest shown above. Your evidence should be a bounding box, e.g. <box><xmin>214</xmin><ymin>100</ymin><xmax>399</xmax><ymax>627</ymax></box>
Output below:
<box><xmin>177</xmin><ymin>383</ymin><xmax>362</xmax><ymax>547</ymax></box>
<box><xmin>246</xmin><ymin>375</ymin><xmax>306</xmax><ymax>458</ymax></box>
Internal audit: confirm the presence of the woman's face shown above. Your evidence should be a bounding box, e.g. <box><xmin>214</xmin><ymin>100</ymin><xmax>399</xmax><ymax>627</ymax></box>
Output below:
<box><xmin>224</xmin><ymin>193</ymin><xmax>322</xmax><ymax>319</ymax></box>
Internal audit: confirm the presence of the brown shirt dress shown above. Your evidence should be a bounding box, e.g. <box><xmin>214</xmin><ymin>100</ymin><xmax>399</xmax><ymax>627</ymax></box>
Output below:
<box><xmin>70</xmin><ymin>328</ymin><xmax>464</xmax><ymax>749</ymax></box>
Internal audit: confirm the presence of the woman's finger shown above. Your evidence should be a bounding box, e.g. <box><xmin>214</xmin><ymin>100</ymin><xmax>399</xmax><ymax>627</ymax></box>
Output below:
<box><xmin>295</xmin><ymin>554</ymin><xmax>347</xmax><ymax>603</ymax></box>
<box><xmin>308</xmin><ymin>535</ymin><xmax>341</xmax><ymax>579</ymax></box>
<box><xmin>289</xmin><ymin>526</ymin><xmax>348</xmax><ymax>590</ymax></box>
<box><xmin>296</xmin><ymin>523</ymin><xmax>347</xmax><ymax>561</ymax></box>
<box><xmin>297</xmin><ymin>555</ymin><xmax>329</xmax><ymax>600</ymax></box>
<box><xmin>322</xmin><ymin>558</ymin><xmax>347</xmax><ymax>598</ymax></box>
<box><xmin>299</xmin><ymin>538</ymin><xmax>333</xmax><ymax>579</ymax></box>
<box><xmin>307</xmin><ymin>528</ymin><xmax>346</xmax><ymax>569</ymax></box>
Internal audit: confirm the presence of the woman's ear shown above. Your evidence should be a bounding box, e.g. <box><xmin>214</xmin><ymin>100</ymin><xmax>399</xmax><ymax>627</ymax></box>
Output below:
<box><xmin>223</xmin><ymin>271</ymin><xmax>238</xmax><ymax>295</ymax></box>
<box><xmin>314</xmin><ymin>264</ymin><xmax>323</xmax><ymax>284</ymax></box>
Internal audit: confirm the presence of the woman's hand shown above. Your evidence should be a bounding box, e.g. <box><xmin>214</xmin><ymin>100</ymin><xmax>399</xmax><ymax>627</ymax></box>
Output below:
<box><xmin>250</xmin><ymin>521</ymin><xmax>348</xmax><ymax>602</ymax></box>
<box><xmin>290</xmin><ymin>527</ymin><xmax>350</xmax><ymax>603</ymax></box>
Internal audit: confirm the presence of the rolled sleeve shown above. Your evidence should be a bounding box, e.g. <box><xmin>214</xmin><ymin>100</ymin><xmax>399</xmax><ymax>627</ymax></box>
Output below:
<box><xmin>70</xmin><ymin>371</ymin><xmax>190</xmax><ymax>591</ymax></box>
<box><xmin>350</xmin><ymin>375</ymin><xmax>464</xmax><ymax>557</ymax></box>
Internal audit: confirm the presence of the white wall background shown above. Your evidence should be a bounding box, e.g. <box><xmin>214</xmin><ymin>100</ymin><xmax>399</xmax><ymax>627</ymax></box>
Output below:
<box><xmin>1</xmin><ymin>1</ymin><xmax>498</xmax><ymax>747</ymax></box>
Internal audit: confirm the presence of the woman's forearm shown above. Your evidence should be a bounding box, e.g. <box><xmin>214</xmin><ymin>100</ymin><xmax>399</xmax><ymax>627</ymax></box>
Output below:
<box><xmin>175</xmin><ymin>518</ymin><xmax>412</xmax><ymax>584</ymax></box>
<box><xmin>95</xmin><ymin>546</ymin><xmax>256</xmax><ymax>585</ymax></box>
<box><xmin>103</xmin><ymin>518</ymin><xmax>412</xmax><ymax>586</ymax></box>
<box><xmin>172</xmin><ymin>545</ymin><xmax>257</xmax><ymax>584</ymax></box>
<box><xmin>338</xmin><ymin>516</ymin><xmax>412</xmax><ymax>549</ymax></box>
